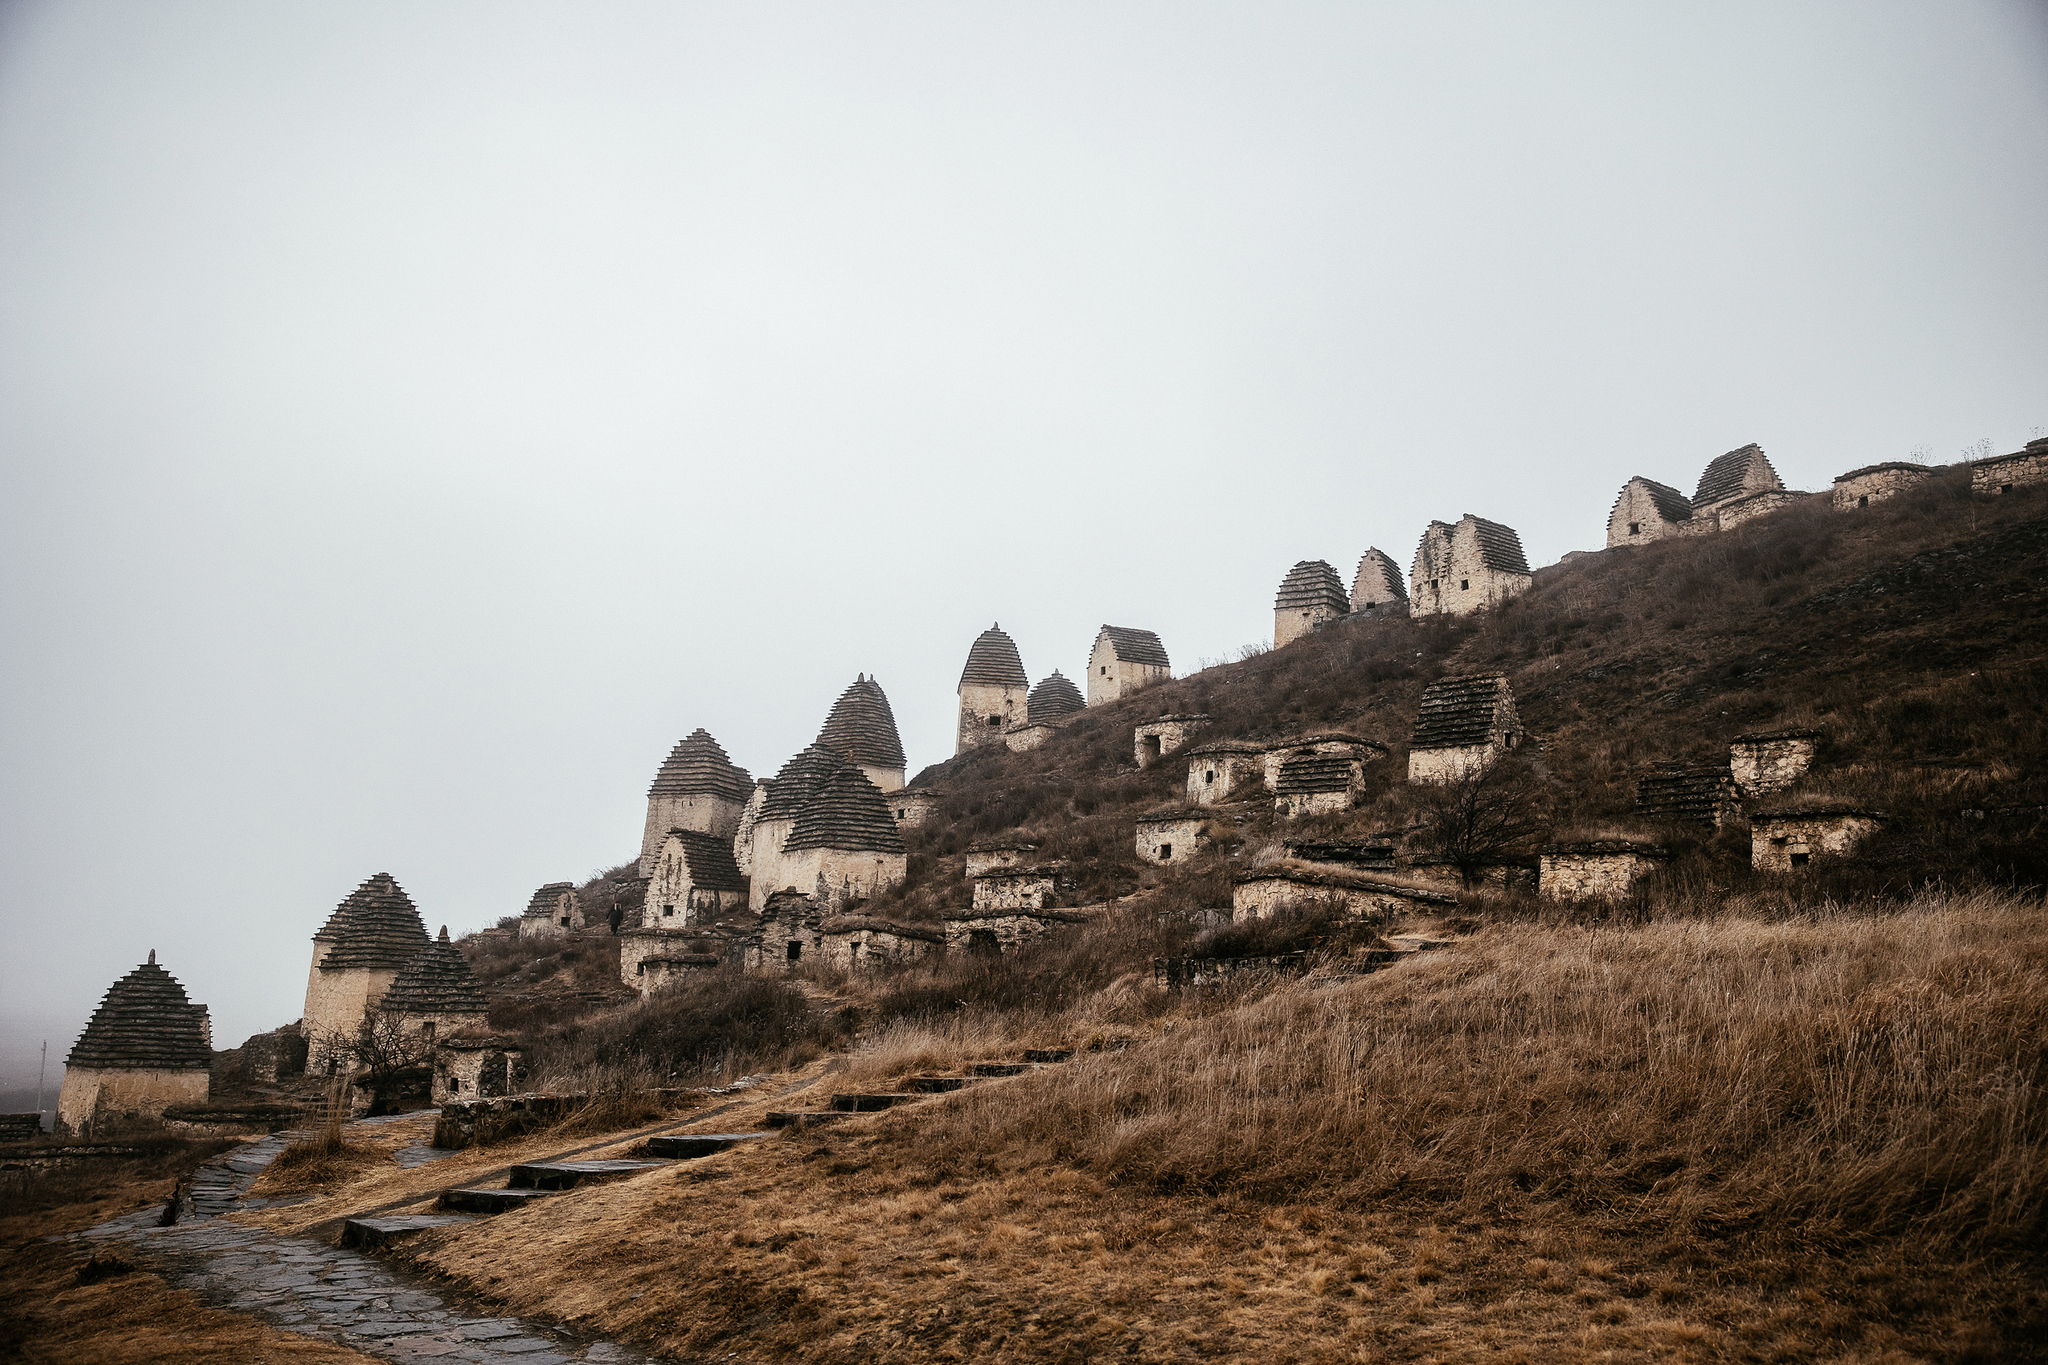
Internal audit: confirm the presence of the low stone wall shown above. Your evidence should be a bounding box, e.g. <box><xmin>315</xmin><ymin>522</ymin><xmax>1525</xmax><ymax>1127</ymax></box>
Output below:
<box><xmin>160</xmin><ymin>1103</ymin><xmax>303</xmax><ymax>1137</ymax></box>
<box><xmin>1972</xmin><ymin>441</ymin><xmax>2048</xmax><ymax>495</ymax></box>
<box><xmin>943</xmin><ymin>909</ymin><xmax>1088</xmax><ymax>955</ymax></box>
<box><xmin>430</xmin><ymin>1093</ymin><xmax>588</xmax><ymax>1150</ymax></box>
<box><xmin>0</xmin><ymin>1113</ymin><xmax>42</xmax><ymax>1142</ymax></box>
<box><xmin>1832</xmin><ymin>463</ymin><xmax>1931</xmax><ymax>510</ymax></box>
<box><xmin>1407</xmin><ymin>743</ymin><xmax>1494</xmax><ymax>785</ymax></box>
<box><xmin>1538</xmin><ymin>843</ymin><xmax>1668</xmax><ymax>902</ymax></box>
<box><xmin>1751</xmin><ymin>809</ymin><xmax>1883</xmax><ymax>872</ymax></box>
<box><xmin>1134</xmin><ymin>813</ymin><xmax>1210</xmax><ymax>866</ymax></box>
<box><xmin>1729</xmin><ymin>730</ymin><xmax>1820</xmax><ymax>796</ymax></box>
<box><xmin>1231</xmin><ymin>871</ymin><xmax>1456</xmax><ymax>922</ymax></box>
<box><xmin>1154</xmin><ymin>953</ymin><xmax>1309</xmax><ymax>988</ymax></box>
<box><xmin>1134</xmin><ymin>716</ymin><xmax>1210</xmax><ymax>767</ymax></box>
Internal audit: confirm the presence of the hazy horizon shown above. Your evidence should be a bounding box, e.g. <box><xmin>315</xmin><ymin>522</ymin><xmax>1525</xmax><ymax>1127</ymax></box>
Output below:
<box><xmin>2</xmin><ymin>1</ymin><xmax>2044</xmax><ymax>1085</ymax></box>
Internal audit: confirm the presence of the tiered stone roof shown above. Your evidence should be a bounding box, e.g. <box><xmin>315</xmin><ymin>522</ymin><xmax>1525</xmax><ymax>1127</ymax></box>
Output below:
<box><xmin>814</xmin><ymin>674</ymin><xmax>906</xmax><ymax>771</ymax></box>
<box><xmin>782</xmin><ymin>763</ymin><xmax>906</xmax><ymax>855</ymax></box>
<box><xmin>379</xmin><ymin>928</ymin><xmax>488</xmax><ymax>1017</ymax></box>
<box><xmin>646</xmin><ymin>729</ymin><xmax>753</xmax><ymax>803</ymax></box>
<box><xmin>1621</xmin><ymin>477</ymin><xmax>1694</xmax><ymax>523</ymax></box>
<box><xmin>662</xmin><ymin>828</ymin><xmax>748</xmax><ymax>892</ymax></box>
<box><xmin>65</xmin><ymin>952</ymin><xmax>212</xmax><ymax>1070</ymax></box>
<box><xmin>1027</xmin><ymin>671</ymin><xmax>1084</xmax><ymax>722</ymax></box>
<box><xmin>1463</xmin><ymin>516</ymin><xmax>1532</xmax><ymax>575</ymax></box>
<box><xmin>1095</xmin><ymin>626</ymin><xmax>1170</xmax><ymax>668</ymax></box>
<box><xmin>1693</xmin><ymin>444</ymin><xmax>1782</xmax><ymax>509</ymax></box>
<box><xmin>1635</xmin><ymin>764</ymin><xmax>1739</xmax><ymax>824</ymax></box>
<box><xmin>1283</xmin><ymin>839</ymin><xmax>1396</xmax><ymax>870</ymax></box>
<box><xmin>959</xmin><ymin>624</ymin><xmax>1028</xmax><ymax>690</ymax></box>
<box><xmin>757</xmin><ymin>746</ymin><xmax>848</xmax><ymax>824</ymax></box>
<box><xmin>1274</xmin><ymin>754</ymin><xmax>1356</xmax><ymax>794</ymax></box>
<box><xmin>1274</xmin><ymin>560</ymin><xmax>1350</xmax><ymax>613</ymax></box>
<box><xmin>1410</xmin><ymin>674</ymin><xmax>1517</xmax><ymax>750</ymax></box>
<box><xmin>314</xmin><ymin>873</ymin><xmax>431</xmax><ymax>972</ymax></box>
<box><xmin>523</xmin><ymin>882</ymin><xmax>575</xmax><ymax>917</ymax></box>
<box><xmin>1350</xmin><ymin>548</ymin><xmax>1408</xmax><ymax>606</ymax></box>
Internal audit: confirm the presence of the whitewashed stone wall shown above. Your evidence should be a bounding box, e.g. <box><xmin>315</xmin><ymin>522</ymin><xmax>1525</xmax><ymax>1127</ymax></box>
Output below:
<box><xmin>1276</xmin><ymin>788</ymin><xmax>1352</xmax><ymax>818</ymax></box>
<box><xmin>56</xmin><ymin>1065</ymin><xmax>209</xmax><ymax>1135</ymax></box>
<box><xmin>1135</xmin><ymin>815</ymin><xmax>1210</xmax><ymax>865</ymax></box>
<box><xmin>1004</xmin><ymin>722</ymin><xmax>1055</xmax><ymax>752</ymax></box>
<box><xmin>780</xmin><ymin>848</ymin><xmax>907</xmax><ymax>907</ymax></box>
<box><xmin>1832</xmin><ymin>464</ymin><xmax>1931</xmax><ymax>510</ymax></box>
<box><xmin>746</xmin><ymin>815</ymin><xmax>798</xmax><ymax>911</ymax></box>
<box><xmin>1410</xmin><ymin>520</ymin><xmax>1532</xmax><ymax>618</ymax></box>
<box><xmin>1729</xmin><ymin>732</ymin><xmax>1819</xmax><ymax>797</ymax></box>
<box><xmin>1538</xmin><ymin>845</ymin><xmax>1667</xmax><ymax>902</ymax></box>
<box><xmin>304</xmin><ymin>966</ymin><xmax>403</xmax><ymax>1069</ymax></box>
<box><xmin>1185</xmin><ymin>748</ymin><xmax>1266</xmax><ymax>806</ymax></box>
<box><xmin>958</xmin><ymin>681</ymin><xmax>1028</xmax><ymax>753</ymax></box>
<box><xmin>1407</xmin><ymin>742</ymin><xmax>1496</xmax><ymax>785</ymax></box>
<box><xmin>1751</xmin><ymin>811</ymin><xmax>1882</xmax><ymax>872</ymax></box>
<box><xmin>1274</xmin><ymin>601</ymin><xmax>1341</xmax><ymax>648</ymax></box>
<box><xmin>639</xmin><ymin>792</ymin><xmax>747</xmax><ymax>877</ymax></box>
<box><xmin>1231</xmin><ymin>875</ymin><xmax>1444</xmax><ymax>923</ymax></box>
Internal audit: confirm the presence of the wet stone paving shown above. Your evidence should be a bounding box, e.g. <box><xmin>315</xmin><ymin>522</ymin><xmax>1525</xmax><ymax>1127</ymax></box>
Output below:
<box><xmin>71</xmin><ymin>1112</ymin><xmax>662</xmax><ymax>1364</ymax></box>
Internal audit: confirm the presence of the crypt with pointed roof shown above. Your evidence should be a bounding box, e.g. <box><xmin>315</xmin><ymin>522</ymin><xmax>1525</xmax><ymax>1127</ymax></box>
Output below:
<box><xmin>1274</xmin><ymin>560</ymin><xmax>1350</xmax><ymax>646</ymax></box>
<box><xmin>643</xmin><ymin>827</ymin><xmax>749</xmax><ymax>927</ymax></box>
<box><xmin>746</xmin><ymin>746</ymin><xmax>849</xmax><ymax>910</ymax></box>
<box><xmin>303</xmin><ymin>872</ymin><xmax>431</xmax><ymax>1068</ymax></box>
<box><xmin>56</xmin><ymin>951</ymin><xmax>213</xmax><ymax>1134</ymax></box>
<box><xmin>1350</xmin><ymin>548</ymin><xmax>1409</xmax><ymax>616</ymax></box>
<box><xmin>778</xmin><ymin>762</ymin><xmax>908</xmax><ymax>905</ymax></box>
<box><xmin>1410</xmin><ymin>516</ymin><xmax>1532</xmax><ymax>617</ymax></box>
<box><xmin>1087</xmin><ymin>626</ymin><xmax>1171</xmax><ymax>705</ymax></box>
<box><xmin>638</xmin><ymin>729</ymin><xmax>753</xmax><ymax>877</ymax></box>
<box><xmin>957</xmin><ymin>624</ymin><xmax>1029</xmax><ymax>754</ymax></box>
<box><xmin>377</xmin><ymin>927</ymin><xmax>490</xmax><ymax>1043</ymax></box>
<box><xmin>814</xmin><ymin>674</ymin><xmax>907</xmax><ymax>792</ymax></box>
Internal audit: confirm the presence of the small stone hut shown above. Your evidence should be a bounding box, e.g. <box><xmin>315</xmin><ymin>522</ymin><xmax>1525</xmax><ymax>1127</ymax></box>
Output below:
<box><xmin>746</xmin><ymin>746</ymin><xmax>846</xmax><ymax>910</ymax></box>
<box><xmin>1010</xmin><ymin>673</ymin><xmax>1084</xmax><ymax>749</ymax></box>
<box><xmin>1407</xmin><ymin>674</ymin><xmax>1523</xmax><ymax>784</ymax></box>
<box><xmin>302</xmin><ymin>873</ymin><xmax>430</xmax><ymax>1068</ymax></box>
<box><xmin>1971</xmin><ymin>437</ymin><xmax>2048</xmax><ymax>495</ymax></box>
<box><xmin>1635</xmin><ymin>763</ymin><xmax>1742</xmax><ymax>827</ymax></box>
<box><xmin>943</xmin><ymin>908</ymin><xmax>1088</xmax><ymax>957</ymax></box>
<box><xmin>619</xmin><ymin>927</ymin><xmax>727</xmax><ymax>994</ymax></box>
<box><xmin>1135</xmin><ymin>810</ymin><xmax>1212</xmax><ymax>865</ymax></box>
<box><xmin>637</xmin><ymin>729</ymin><xmax>753</xmax><ymax>877</ymax></box>
<box><xmin>1231</xmin><ymin>870</ymin><xmax>1455</xmax><ymax>923</ymax></box>
<box><xmin>972</xmin><ymin>865</ymin><xmax>1060</xmax><ymax>913</ymax></box>
<box><xmin>1273</xmin><ymin>751</ymin><xmax>1365</xmax><ymax>817</ymax></box>
<box><xmin>1751</xmin><ymin>807</ymin><xmax>1884</xmax><ymax>872</ymax></box>
<box><xmin>1410</xmin><ymin>515</ymin><xmax>1532</xmax><ymax>617</ymax></box>
<box><xmin>1729</xmin><ymin>729</ymin><xmax>1821</xmax><ymax>796</ymax></box>
<box><xmin>1693</xmin><ymin>443</ymin><xmax>1802</xmax><ymax>530</ymax></box>
<box><xmin>887</xmin><ymin>787</ymin><xmax>945</xmax><ymax>828</ymax></box>
<box><xmin>1088</xmin><ymin>626</ymin><xmax>1171</xmax><ymax>705</ymax></box>
<box><xmin>965</xmin><ymin>842</ymin><xmax>1037</xmax><ymax>879</ymax></box>
<box><xmin>517</xmin><ymin>882</ymin><xmax>581</xmax><ymax>940</ymax></box>
<box><xmin>642</xmin><ymin>827</ymin><xmax>749</xmax><ymax>927</ymax></box>
<box><xmin>1273</xmin><ymin>560</ymin><xmax>1351</xmax><ymax>647</ymax></box>
<box><xmin>1539</xmin><ymin>842</ymin><xmax>1670</xmax><ymax>902</ymax></box>
<box><xmin>1349</xmin><ymin>547</ymin><xmax>1409</xmax><ymax>615</ymax></box>
<box><xmin>376</xmin><ymin>927</ymin><xmax>489</xmax><ymax>1043</ymax></box>
<box><xmin>1134</xmin><ymin>714</ymin><xmax>1210</xmax><ymax>767</ymax></box>
<box><xmin>1606</xmin><ymin>476</ymin><xmax>1697</xmax><ymax>547</ymax></box>
<box><xmin>775</xmin><ymin>762</ymin><xmax>908</xmax><ymax>906</ymax></box>
<box><xmin>814</xmin><ymin>674</ymin><xmax>907</xmax><ymax>793</ymax></box>
<box><xmin>1833</xmin><ymin>462</ymin><xmax>1932</xmax><ymax>510</ymax></box>
<box><xmin>957</xmin><ymin>624</ymin><xmax>1029</xmax><ymax>754</ymax></box>
<box><xmin>56</xmin><ymin>951</ymin><xmax>212</xmax><ymax>1135</ymax></box>
<box><xmin>433</xmin><ymin>1036</ymin><xmax>525</xmax><ymax>1104</ymax></box>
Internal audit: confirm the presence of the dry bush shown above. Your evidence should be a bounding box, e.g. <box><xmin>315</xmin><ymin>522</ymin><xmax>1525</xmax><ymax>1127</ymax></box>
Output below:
<box><xmin>529</xmin><ymin>970</ymin><xmax>853</xmax><ymax>1087</ymax></box>
<box><xmin>889</xmin><ymin>888</ymin><xmax>2048</xmax><ymax>1251</ymax></box>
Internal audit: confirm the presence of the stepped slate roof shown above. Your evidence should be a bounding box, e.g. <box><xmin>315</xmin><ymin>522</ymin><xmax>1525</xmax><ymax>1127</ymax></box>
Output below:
<box><xmin>523</xmin><ymin>883</ymin><xmax>575</xmax><ymax>917</ymax></box>
<box><xmin>959</xmin><ymin>624</ymin><xmax>1028</xmax><ymax>690</ymax></box>
<box><xmin>1028</xmin><ymin>671</ymin><xmax>1084</xmax><ymax>722</ymax></box>
<box><xmin>1635</xmin><ymin>764</ymin><xmax>1739</xmax><ymax>824</ymax></box>
<box><xmin>782</xmin><ymin>763</ymin><xmax>906</xmax><ymax>855</ymax></box>
<box><xmin>1692</xmin><ymin>444</ymin><xmax>1782</xmax><ymax>509</ymax></box>
<box><xmin>1411</xmin><ymin>674</ymin><xmax>1517</xmax><ymax>750</ymax></box>
<box><xmin>64</xmin><ymin>952</ymin><xmax>212</xmax><ymax>1071</ymax></box>
<box><xmin>1274</xmin><ymin>754</ymin><xmax>1357</xmax><ymax>795</ymax></box>
<box><xmin>314</xmin><ymin>873</ymin><xmax>431</xmax><ymax>972</ymax></box>
<box><xmin>1463</xmin><ymin>516</ymin><xmax>1532</xmax><ymax>575</ymax></box>
<box><xmin>756</xmin><ymin>746</ymin><xmax>848</xmax><ymax>824</ymax></box>
<box><xmin>659</xmin><ymin>828</ymin><xmax>748</xmax><ymax>892</ymax></box>
<box><xmin>1624</xmin><ymin>477</ymin><xmax>1694</xmax><ymax>523</ymax></box>
<box><xmin>814</xmin><ymin>675</ymin><xmax>906</xmax><ymax>771</ymax></box>
<box><xmin>379</xmin><ymin>928</ymin><xmax>488</xmax><ymax>1017</ymax></box>
<box><xmin>1094</xmin><ymin>625</ymin><xmax>1170</xmax><ymax>669</ymax></box>
<box><xmin>1274</xmin><ymin>560</ymin><xmax>1350</xmax><ymax>613</ymax></box>
<box><xmin>1350</xmin><ymin>548</ymin><xmax>1409</xmax><ymax>604</ymax></box>
<box><xmin>647</xmin><ymin>729</ymin><xmax>753</xmax><ymax>803</ymax></box>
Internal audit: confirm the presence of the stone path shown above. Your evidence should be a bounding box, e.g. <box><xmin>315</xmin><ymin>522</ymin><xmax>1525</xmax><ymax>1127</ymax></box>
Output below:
<box><xmin>74</xmin><ymin>1112</ymin><xmax>664</xmax><ymax>1365</ymax></box>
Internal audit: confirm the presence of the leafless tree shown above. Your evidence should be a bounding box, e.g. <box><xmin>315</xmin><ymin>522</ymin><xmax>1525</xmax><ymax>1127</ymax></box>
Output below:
<box><xmin>1409</xmin><ymin>755</ymin><xmax>1551</xmax><ymax>889</ymax></box>
<box><xmin>337</xmin><ymin>1012</ymin><xmax>434</xmax><ymax>1115</ymax></box>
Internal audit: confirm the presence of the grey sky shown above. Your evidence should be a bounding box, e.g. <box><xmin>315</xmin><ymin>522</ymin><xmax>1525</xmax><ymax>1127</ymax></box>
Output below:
<box><xmin>2</xmin><ymin>1</ymin><xmax>2044</xmax><ymax>1076</ymax></box>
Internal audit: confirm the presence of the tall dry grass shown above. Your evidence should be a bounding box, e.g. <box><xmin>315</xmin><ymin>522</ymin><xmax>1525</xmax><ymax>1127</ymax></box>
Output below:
<box><xmin>889</xmin><ymin>887</ymin><xmax>2048</xmax><ymax>1250</ymax></box>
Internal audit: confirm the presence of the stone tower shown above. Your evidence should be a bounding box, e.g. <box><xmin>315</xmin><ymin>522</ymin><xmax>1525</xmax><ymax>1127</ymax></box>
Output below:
<box><xmin>957</xmin><ymin>624</ymin><xmax>1029</xmax><ymax>754</ymax></box>
<box><xmin>1086</xmin><ymin>626</ymin><xmax>1171</xmax><ymax>705</ymax></box>
<box><xmin>638</xmin><ymin>730</ymin><xmax>753</xmax><ymax>877</ymax></box>
<box><xmin>778</xmin><ymin>761</ymin><xmax>909</xmax><ymax>905</ymax></box>
<box><xmin>813</xmin><ymin>674</ymin><xmax>907</xmax><ymax>793</ymax></box>
<box><xmin>56</xmin><ymin>950</ymin><xmax>212</xmax><ymax>1135</ymax></box>
<box><xmin>302</xmin><ymin>873</ymin><xmax>431</xmax><ymax>1068</ymax></box>
<box><xmin>1273</xmin><ymin>560</ymin><xmax>1350</xmax><ymax>646</ymax></box>
<box><xmin>746</xmin><ymin>746</ymin><xmax>848</xmax><ymax>910</ymax></box>
<box><xmin>377</xmin><ymin>928</ymin><xmax>489</xmax><ymax>1041</ymax></box>
<box><xmin>1027</xmin><ymin>671</ymin><xmax>1084</xmax><ymax>723</ymax></box>
<box><xmin>1409</xmin><ymin>515</ymin><xmax>1532</xmax><ymax>617</ymax></box>
<box><xmin>1349</xmin><ymin>548</ymin><xmax>1409</xmax><ymax>615</ymax></box>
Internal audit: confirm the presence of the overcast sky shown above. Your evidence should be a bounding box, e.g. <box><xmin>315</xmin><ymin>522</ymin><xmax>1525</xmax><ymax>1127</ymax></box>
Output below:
<box><xmin>2</xmin><ymin>1</ymin><xmax>2043</xmax><ymax>1081</ymax></box>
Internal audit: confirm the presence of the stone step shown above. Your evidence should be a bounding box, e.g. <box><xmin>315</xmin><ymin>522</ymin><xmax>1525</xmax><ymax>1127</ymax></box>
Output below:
<box><xmin>904</xmin><ymin>1076</ymin><xmax>976</xmax><ymax>1093</ymax></box>
<box><xmin>645</xmin><ymin>1132</ymin><xmax>772</xmax><ymax>1159</ymax></box>
<box><xmin>506</xmin><ymin>1159</ymin><xmax>667</xmax><ymax>1191</ymax></box>
<box><xmin>970</xmin><ymin>1062</ymin><xmax>1032</xmax><ymax>1077</ymax></box>
<box><xmin>1022</xmin><ymin>1048</ymin><xmax>1075</xmax><ymax>1063</ymax></box>
<box><xmin>437</xmin><ymin>1186</ymin><xmax>557</xmax><ymax>1214</ymax></box>
<box><xmin>829</xmin><ymin>1093</ymin><xmax>918</xmax><ymax>1113</ymax></box>
<box><xmin>340</xmin><ymin>1214</ymin><xmax>474</xmax><ymax>1249</ymax></box>
<box><xmin>764</xmin><ymin>1110</ymin><xmax>855</xmax><ymax>1130</ymax></box>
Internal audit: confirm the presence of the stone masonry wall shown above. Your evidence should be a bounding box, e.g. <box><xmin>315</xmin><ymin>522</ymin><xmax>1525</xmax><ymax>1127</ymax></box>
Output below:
<box><xmin>57</xmin><ymin>1065</ymin><xmax>209</xmax><ymax>1135</ymax></box>
<box><xmin>1135</xmin><ymin>816</ymin><xmax>1210</xmax><ymax>865</ymax></box>
<box><xmin>1606</xmin><ymin>480</ymin><xmax>1696</xmax><ymax>548</ymax></box>
<box><xmin>1134</xmin><ymin>716</ymin><xmax>1210</xmax><ymax>767</ymax></box>
<box><xmin>1538</xmin><ymin>848</ymin><xmax>1666</xmax><ymax>902</ymax></box>
<box><xmin>1972</xmin><ymin>444</ymin><xmax>2048</xmax><ymax>495</ymax></box>
<box><xmin>958</xmin><ymin>681</ymin><xmax>1027</xmax><ymax>753</ymax></box>
<box><xmin>639</xmin><ymin>793</ymin><xmax>746</xmax><ymax>876</ymax></box>
<box><xmin>1832</xmin><ymin>465</ymin><xmax>1931</xmax><ymax>511</ymax></box>
<box><xmin>1729</xmin><ymin>733</ymin><xmax>1819</xmax><ymax>797</ymax></box>
<box><xmin>1752</xmin><ymin>813</ymin><xmax>1881</xmax><ymax>872</ymax></box>
<box><xmin>304</xmin><ymin>966</ymin><xmax>402</xmax><ymax>1068</ymax></box>
<box><xmin>1407</xmin><ymin>742</ymin><xmax>1496</xmax><ymax>785</ymax></box>
<box><xmin>780</xmin><ymin>847</ymin><xmax>907</xmax><ymax>905</ymax></box>
<box><xmin>1186</xmin><ymin>750</ymin><xmax>1264</xmax><ymax>806</ymax></box>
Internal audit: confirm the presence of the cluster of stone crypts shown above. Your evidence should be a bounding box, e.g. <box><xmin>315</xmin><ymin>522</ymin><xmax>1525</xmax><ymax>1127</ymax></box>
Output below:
<box><xmin>56</xmin><ymin>951</ymin><xmax>213</xmax><ymax>1134</ymax></box>
<box><xmin>952</xmin><ymin>623</ymin><xmax>1177</xmax><ymax>755</ymax></box>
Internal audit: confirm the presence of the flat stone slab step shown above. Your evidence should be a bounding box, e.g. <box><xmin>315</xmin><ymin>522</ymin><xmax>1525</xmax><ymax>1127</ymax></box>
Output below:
<box><xmin>904</xmin><ymin>1076</ymin><xmax>976</xmax><ymax>1093</ymax></box>
<box><xmin>646</xmin><ymin>1132</ymin><xmax>772</xmax><ymax>1159</ymax></box>
<box><xmin>437</xmin><ymin>1186</ymin><xmax>557</xmax><ymax>1214</ymax></box>
<box><xmin>506</xmin><ymin>1159</ymin><xmax>667</xmax><ymax>1190</ymax></box>
<box><xmin>970</xmin><ymin>1062</ymin><xmax>1032</xmax><ymax>1077</ymax></box>
<box><xmin>830</xmin><ymin>1093</ymin><xmax>918</xmax><ymax>1112</ymax></box>
<box><xmin>765</xmin><ymin>1110</ymin><xmax>855</xmax><ymax>1130</ymax></box>
<box><xmin>1022</xmin><ymin>1048</ymin><xmax>1075</xmax><ymax>1063</ymax></box>
<box><xmin>340</xmin><ymin>1215</ymin><xmax>474</xmax><ymax>1249</ymax></box>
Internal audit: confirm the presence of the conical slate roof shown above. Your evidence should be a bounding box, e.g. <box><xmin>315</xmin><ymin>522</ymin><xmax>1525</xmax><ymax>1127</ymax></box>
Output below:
<box><xmin>379</xmin><ymin>927</ymin><xmax>488</xmax><ymax>1017</ymax></box>
<box><xmin>1411</xmin><ymin>674</ymin><xmax>1517</xmax><ymax>750</ymax></box>
<box><xmin>1274</xmin><ymin>560</ymin><xmax>1350</xmax><ymax>613</ymax></box>
<box><xmin>314</xmin><ymin>873</ymin><xmax>431</xmax><ymax>972</ymax></box>
<box><xmin>959</xmin><ymin>624</ymin><xmax>1028</xmax><ymax>690</ymax></box>
<box><xmin>1693</xmin><ymin>444</ymin><xmax>1781</xmax><ymax>509</ymax></box>
<box><xmin>1094</xmin><ymin>626</ymin><xmax>1170</xmax><ymax>669</ymax></box>
<box><xmin>756</xmin><ymin>746</ymin><xmax>848</xmax><ymax>824</ymax></box>
<box><xmin>1027</xmin><ymin>671</ymin><xmax>1084</xmax><ymax>722</ymax></box>
<box><xmin>65</xmin><ymin>952</ymin><xmax>211</xmax><ymax>1071</ymax></box>
<box><xmin>783</xmin><ymin>762</ymin><xmax>906</xmax><ymax>855</ymax></box>
<box><xmin>647</xmin><ymin>729</ymin><xmax>753</xmax><ymax>803</ymax></box>
<box><xmin>1350</xmin><ymin>548</ymin><xmax>1408</xmax><ymax>607</ymax></box>
<box><xmin>814</xmin><ymin>675</ymin><xmax>906</xmax><ymax>771</ymax></box>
